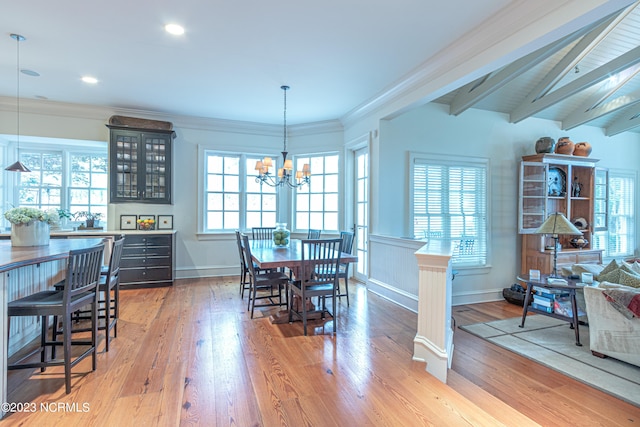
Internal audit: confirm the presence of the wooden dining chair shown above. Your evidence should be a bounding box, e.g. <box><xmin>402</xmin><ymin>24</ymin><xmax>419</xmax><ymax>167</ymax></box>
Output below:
<box><xmin>241</xmin><ymin>233</ymin><xmax>289</xmax><ymax>318</ymax></box>
<box><xmin>307</xmin><ymin>229</ymin><xmax>321</xmax><ymax>239</ymax></box>
<box><xmin>252</xmin><ymin>227</ymin><xmax>276</xmax><ymax>240</ymax></box>
<box><xmin>235</xmin><ymin>230</ymin><xmax>252</xmax><ymax>297</ymax></box>
<box><xmin>335</xmin><ymin>231</ymin><xmax>355</xmax><ymax>306</ymax></box>
<box><xmin>289</xmin><ymin>238</ymin><xmax>342</xmax><ymax>335</ymax></box>
<box><xmin>8</xmin><ymin>243</ymin><xmax>105</xmax><ymax>394</ymax></box>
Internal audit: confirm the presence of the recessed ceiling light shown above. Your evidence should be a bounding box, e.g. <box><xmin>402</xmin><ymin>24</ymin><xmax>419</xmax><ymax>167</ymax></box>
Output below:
<box><xmin>165</xmin><ymin>24</ymin><xmax>185</xmax><ymax>35</ymax></box>
<box><xmin>81</xmin><ymin>76</ymin><xmax>99</xmax><ymax>84</ymax></box>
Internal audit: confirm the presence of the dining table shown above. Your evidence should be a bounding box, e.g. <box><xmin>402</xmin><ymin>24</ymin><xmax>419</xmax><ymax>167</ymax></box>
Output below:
<box><xmin>249</xmin><ymin>238</ymin><xmax>358</xmax><ymax>323</ymax></box>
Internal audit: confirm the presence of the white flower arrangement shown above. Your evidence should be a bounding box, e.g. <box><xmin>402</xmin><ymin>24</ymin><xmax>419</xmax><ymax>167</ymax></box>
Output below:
<box><xmin>4</xmin><ymin>207</ymin><xmax>59</xmax><ymax>225</ymax></box>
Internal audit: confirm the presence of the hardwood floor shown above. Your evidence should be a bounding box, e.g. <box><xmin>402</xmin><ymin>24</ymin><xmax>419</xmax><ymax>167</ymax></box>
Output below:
<box><xmin>3</xmin><ymin>276</ymin><xmax>639</xmax><ymax>426</ymax></box>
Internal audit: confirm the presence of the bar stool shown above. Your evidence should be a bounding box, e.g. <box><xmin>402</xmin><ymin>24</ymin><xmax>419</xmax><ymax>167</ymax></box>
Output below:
<box><xmin>54</xmin><ymin>236</ymin><xmax>125</xmax><ymax>351</ymax></box>
<box><xmin>7</xmin><ymin>243</ymin><xmax>105</xmax><ymax>394</ymax></box>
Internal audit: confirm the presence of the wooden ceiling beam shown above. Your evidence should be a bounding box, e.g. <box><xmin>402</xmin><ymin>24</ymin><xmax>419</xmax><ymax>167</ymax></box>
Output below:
<box><xmin>448</xmin><ymin>35</ymin><xmax>576</xmax><ymax>116</ymax></box>
<box><xmin>605</xmin><ymin>106</ymin><xmax>640</xmax><ymax>135</ymax></box>
<box><xmin>509</xmin><ymin>8</ymin><xmax>632</xmax><ymax>123</ymax></box>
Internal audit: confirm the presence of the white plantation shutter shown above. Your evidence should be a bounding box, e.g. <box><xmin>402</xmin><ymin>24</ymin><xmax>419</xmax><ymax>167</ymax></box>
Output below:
<box><xmin>412</xmin><ymin>154</ymin><xmax>488</xmax><ymax>267</ymax></box>
<box><xmin>593</xmin><ymin>170</ymin><xmax>635</xmax><ymax>258</ymax></box>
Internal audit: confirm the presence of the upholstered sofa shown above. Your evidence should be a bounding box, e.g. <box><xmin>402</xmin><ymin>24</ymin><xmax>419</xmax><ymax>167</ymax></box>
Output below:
<box><xmin>583</xmin><ymin>282</ymin><xmax>640</xmax><ymax>367</ymax></box>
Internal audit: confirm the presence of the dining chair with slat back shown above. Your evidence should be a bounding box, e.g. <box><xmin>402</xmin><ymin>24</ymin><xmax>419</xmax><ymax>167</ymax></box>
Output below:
<box><xmin>289</xmin><ymin>238</ymin><xmax>342</xmax><ymax>335</ymax></box>
<box><xmin>252</xmin><ymin>227</ymin><xmax>275</xmax><ymax>240</ymax></box>
<box><xmin>241</xmin><ymin>233</ymin><xmax>289</xmax><ymax>318</ymax></box>
<box><xmin>8</xmin><ymin>243</ymin><xmax>105</xmax><ymax>394</ymax></box>
<box><xmin>336</xmin><ymin>231</ymin><xmax>355</xmax><ymax>306</ymax></box>
<box><xmin>307</xmin><ymin>229</ymin><xmax>321</xmax><ymax>239</ymax></box>
<box><xmin>235</xmin><ymin>230</ymin><xmax>252</xmax><ymax>297</ymax></box>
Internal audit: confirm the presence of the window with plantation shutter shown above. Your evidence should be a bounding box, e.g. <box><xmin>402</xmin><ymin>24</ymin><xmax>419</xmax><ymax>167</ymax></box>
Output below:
<box><xmin>411</xmin><ymin>154</ymin><xmax>489</xmax><ymax>267</ymax></box>
<box><xmin>593</xmin><ymin>170</ymin><xmax>635</xmax><ymax>258</ymax></box>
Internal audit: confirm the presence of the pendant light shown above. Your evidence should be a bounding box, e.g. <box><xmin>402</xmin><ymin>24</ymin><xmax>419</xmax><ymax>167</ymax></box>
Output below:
<box><xmin>254</xmin><ymin>85</ymin><xmax>310</xmax><ymax>188</ymax></box>
<box><xmin>5</xmin><ymin>33</ymin><xmax>31</xmax><ymax>172</ymax></box>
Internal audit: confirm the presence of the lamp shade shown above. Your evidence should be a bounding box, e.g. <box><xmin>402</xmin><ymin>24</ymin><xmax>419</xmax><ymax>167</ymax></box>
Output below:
<box><xmin>535</xmin><ymin>212</ymin><xmax>583</xmax><ymax>236</ymax></box>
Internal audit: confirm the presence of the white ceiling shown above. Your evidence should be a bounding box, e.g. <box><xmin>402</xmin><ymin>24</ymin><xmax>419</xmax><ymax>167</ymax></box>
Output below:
<box><xmin>1</xmin><ymin>0</ymin><xmax>638</xmax><ymax>131</ymax></box>
<box><xmin>434</xmin><ymin>1</ymin><xmax>640</xmax><ymax>135</ymax></box>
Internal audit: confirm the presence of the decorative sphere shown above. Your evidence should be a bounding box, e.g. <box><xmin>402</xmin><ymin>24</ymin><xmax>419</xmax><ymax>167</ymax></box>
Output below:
<box><xmin>535</xmin><ymin>137</ymin><xmax>555</xmax><ymax>153</ymax></box>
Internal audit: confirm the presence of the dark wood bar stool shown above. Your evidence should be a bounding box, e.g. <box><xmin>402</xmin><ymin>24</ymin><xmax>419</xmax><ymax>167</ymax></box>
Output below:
<box><xmin>54</xmin><ymin>236</ymin><xmax>125</xmax><ymax>351</ymax></box>
<box><xmin>7</xmin><ymin>243</ymin><xmax>105</xmax><ymax>394</ymax></box>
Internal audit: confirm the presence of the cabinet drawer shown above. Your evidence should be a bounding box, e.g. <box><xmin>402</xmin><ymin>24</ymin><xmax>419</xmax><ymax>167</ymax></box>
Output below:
<box><xmin>121</xmin><ymin>266</ymin><xmax>172</xmax><ymax>283</ymax></box>
<box><xmin>121</xmin><ymin>256</ymin><xmax>171</xmax><ymax>268</ymax></box>
<box><xmin>122</xmin><ymin>245</ymin><xmax>171</xmax><ymax>257</ymax></box>
<box><xmin>124</xmin><ymin>235</ymin><xmax>171</xmax><ymax>246</ymax></box>
<box><xmin>576</xmin><ymin>252</ymin><xmax>601</xmax><ymax>264</ymax></box>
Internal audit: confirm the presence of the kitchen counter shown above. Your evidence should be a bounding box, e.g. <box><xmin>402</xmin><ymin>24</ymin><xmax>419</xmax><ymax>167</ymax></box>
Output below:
<box><xmin>0</xmin><ymin>229</ymin><xmax>176</xmax><ymax>238</ymax></box>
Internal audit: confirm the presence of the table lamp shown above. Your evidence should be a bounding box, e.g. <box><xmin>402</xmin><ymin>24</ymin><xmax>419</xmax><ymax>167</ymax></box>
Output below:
<box><xmin>534</xmin><ymin>212</ymin><xmax>582</xmax><ymax>277</ymax></box>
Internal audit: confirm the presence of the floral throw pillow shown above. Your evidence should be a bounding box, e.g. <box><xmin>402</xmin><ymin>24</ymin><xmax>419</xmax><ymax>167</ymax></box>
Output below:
<box><xmin>618</xmin><ymin>270</ymin><xmax>640</xmax><ymax>288</ymax></box>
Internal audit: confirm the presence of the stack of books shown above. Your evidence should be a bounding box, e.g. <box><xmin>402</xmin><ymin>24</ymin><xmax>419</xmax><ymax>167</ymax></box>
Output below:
<box><xmin>531</xmin><ymin>286</ymin><xmax>571</xmax><ymax>313</ymax></box>
<box><xmin>531</xmin><ymin>287</ymin><xmax>556</xmax><ymax>313</ymax></box>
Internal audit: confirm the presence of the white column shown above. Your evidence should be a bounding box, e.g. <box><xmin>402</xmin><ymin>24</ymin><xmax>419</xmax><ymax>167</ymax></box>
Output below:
<box><xmin>413</xmin><ymin>246</ymin><xmax>453</xmax><ymax>383</ymax></box>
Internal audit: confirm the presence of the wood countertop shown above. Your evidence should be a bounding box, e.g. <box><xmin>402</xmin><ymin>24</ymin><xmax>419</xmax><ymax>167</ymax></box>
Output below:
<box><xmin>0</xmin><ymin>238</ymin><xmax>105</xmax><ymax>273</ymax></box>
<box><xmin>0</xmin><ymin>230</ymin><xmax>177</xmax><ymax>238</ymax></box>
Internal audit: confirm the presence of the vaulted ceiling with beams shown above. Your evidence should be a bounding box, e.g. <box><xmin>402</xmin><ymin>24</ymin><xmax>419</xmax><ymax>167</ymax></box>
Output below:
<box><xmin>434</xmin><ymin>2</ymin><xmax>640</xmax><ymax>136</ymax></box>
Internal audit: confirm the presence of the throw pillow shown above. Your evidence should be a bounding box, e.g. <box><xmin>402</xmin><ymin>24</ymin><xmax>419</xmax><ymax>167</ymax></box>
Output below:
<box><xmin>598</xmin><ymin>259</ymin><xmax>619</xmax><ymax>278</ymax></box>
<box><xmin>619</xmin><ymin>262</ymin><xmax>639</xmax><ymax>277</ymax></box>
<box><xmin>598</xmin><ymin>268</ymin><xmax>621</xmax><ymax>284</ymax></box>
<box><xmin>632</xmin><ymin>262</ymin><xmax>640</xmax><ymax>275</ymax></box>
<box><xmin>618</xmin><ymin>270</ymin><xmax>640</xmax><ymax>288</ymax></box>
<box><xmin>572</xmin><ymin>263</ymin><xmax>605</xmax><ymax>277</ymax></box>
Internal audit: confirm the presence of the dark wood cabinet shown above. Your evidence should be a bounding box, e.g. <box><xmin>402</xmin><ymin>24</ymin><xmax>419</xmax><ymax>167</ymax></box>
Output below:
<box><xmin>120</xmin><ymin>233</ymin><xmax>175</xmax><ymax>288</ymax></box>
<box><xmin>108</xmin><ymin>125</ymin><xmax>174</xmax><ymax>204</ymax></box>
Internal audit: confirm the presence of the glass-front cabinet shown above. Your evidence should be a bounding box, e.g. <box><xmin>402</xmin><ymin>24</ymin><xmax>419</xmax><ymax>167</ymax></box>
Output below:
<box><xmin>518</xmin><ymin>153</ymin><xmax>606</xmax><ymax>275</ymax></box>
<box><xmin>108</xmin><ymin>125</ymin><xmax>174</xmax><ymax>204</ymax></box>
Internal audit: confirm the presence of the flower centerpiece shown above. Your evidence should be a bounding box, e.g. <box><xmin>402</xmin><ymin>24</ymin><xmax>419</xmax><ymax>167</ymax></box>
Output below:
<box><xmin>4</xmin><ymin>207</ymin><xmax>58</xmax><ymax>246</ymax></box>
<box><xmin>137</xmin><ymin>218</ymin><xmax>155</xmax><ymax>230</ymax></box>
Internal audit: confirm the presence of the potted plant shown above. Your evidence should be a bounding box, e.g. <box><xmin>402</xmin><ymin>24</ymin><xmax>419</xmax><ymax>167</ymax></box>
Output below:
<box><xmin>73</xmin><ymin>211</ymin><xmax>104</xmax><ymax>229</ymax></box>
<box><xmin>4</xmin><ymin>207</ymin><xmax>58</xmax><ymax>246</ymax></box>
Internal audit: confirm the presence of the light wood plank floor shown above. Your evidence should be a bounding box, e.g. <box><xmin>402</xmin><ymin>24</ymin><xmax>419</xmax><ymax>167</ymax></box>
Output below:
<box><xmin>2</xmin><ymin>276</ymin><xmax>639</xmax><ymax>426</ymax></box>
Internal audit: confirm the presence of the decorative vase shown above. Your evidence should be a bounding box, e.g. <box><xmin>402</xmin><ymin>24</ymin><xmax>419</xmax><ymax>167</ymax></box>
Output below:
<box><xmin>573</xmin><ymin>142</ymin><xmax>592</xmax><ymax>157</ymax></box>
<box><xmin>272</xmin><ymin>222</ymin><xmax>290</xmax><ymax>248</ymax></box>
<box><xmin>11</xmin><ymin>221</ymin><xmax>50</xmax><ymax>246</ymax></box>
<box><xmin>535</xmin><ymin>137</ymin><xmax>555</xmax><ymax>154</ymax></box>
<box><xmin>555</xmin><ymin>137</ymin><xmax>575</xmax><ymax>155</ymax></box>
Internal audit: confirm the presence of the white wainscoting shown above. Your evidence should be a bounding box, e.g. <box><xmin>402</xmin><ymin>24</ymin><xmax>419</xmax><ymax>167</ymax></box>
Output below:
<box><xmin>4</xmin><ymin>261</ymin><xmax>66</xmax><ymax>356</ymax></box>
<box><xmin>367</xmin><ymin>235</ymin><xmax>426</xmax><ymax>312</ymax></box>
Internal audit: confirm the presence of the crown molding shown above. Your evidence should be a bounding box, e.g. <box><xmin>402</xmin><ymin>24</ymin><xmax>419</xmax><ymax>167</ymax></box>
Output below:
<box><xmin>0</xmin><ymin>96</ymin><xmax>343</xmax><ymax>138</ymax></box>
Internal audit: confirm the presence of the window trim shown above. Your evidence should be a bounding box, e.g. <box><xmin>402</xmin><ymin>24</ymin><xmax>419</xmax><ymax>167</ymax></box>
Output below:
<box><xmin>292</xmin><ymin>151</ymin><xmax>340</xmax><ymax>233</ymax></box>
<box><xmin>5</xmin><ymin>144</ymin><xmax>108</xmax><ymax>226</ymax></box>
<box><xmin>409</xmin><ymin>152</ymin><xmax>491</xmax><ymax>268</ymax></box>
<box><xmin>199</xmin><ymin>147</ymin><xmax>280</xmax><ymax>234</ymax></box>
<box><xmin>594</xmin><ymin>168</ymin><xmax>636</xmax><ymax>260</ymax></box>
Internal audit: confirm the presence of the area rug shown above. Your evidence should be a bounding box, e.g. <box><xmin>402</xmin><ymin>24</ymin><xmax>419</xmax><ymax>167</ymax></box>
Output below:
<box><xmin>459</xmin><ymin>316</ymin><xmax>640</xmax><ymax>407</ymax></box>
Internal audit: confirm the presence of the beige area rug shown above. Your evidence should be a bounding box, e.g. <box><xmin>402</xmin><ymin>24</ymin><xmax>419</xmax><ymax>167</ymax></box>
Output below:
<box><xmin>459</xmin><ymin>316</ymin><xmax>640</xmax><ymax>407</ymax></box>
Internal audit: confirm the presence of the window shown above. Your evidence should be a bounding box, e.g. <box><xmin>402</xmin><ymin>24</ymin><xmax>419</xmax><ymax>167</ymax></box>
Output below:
<box><xmin>294</xmin><ymin>154</ymin><xmax>339</xmax><ymax>232</ymax></box>
<box><xmin>13</xmin><ymin>149</ymin><xmax>107</xmax><ymax>220</ymax></box>
<box><xmin>204</xmin><ymin>151</ymin><xmax>276</xmax><ymax>231</ymax></box>
<box><xmin>411</xmin><ymin>154</ymin><xmax>489</xmax><ymax>267</ymax></box>
<box><xmin>593</xmin><ymin>170</ymin><xmax>635</xmax><ymax>258</ymax></box>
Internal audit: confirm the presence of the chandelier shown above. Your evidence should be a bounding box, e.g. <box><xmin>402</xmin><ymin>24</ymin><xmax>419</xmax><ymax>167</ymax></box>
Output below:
<box><xmin>254</xmin><ymin>85</ymin><xmax>310</xmax><ymax>188</ymax></box>
<box><xmin>5</xmin><ymin>34</ymin><xmax>31</xmax><ymax>172</ymax></box>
